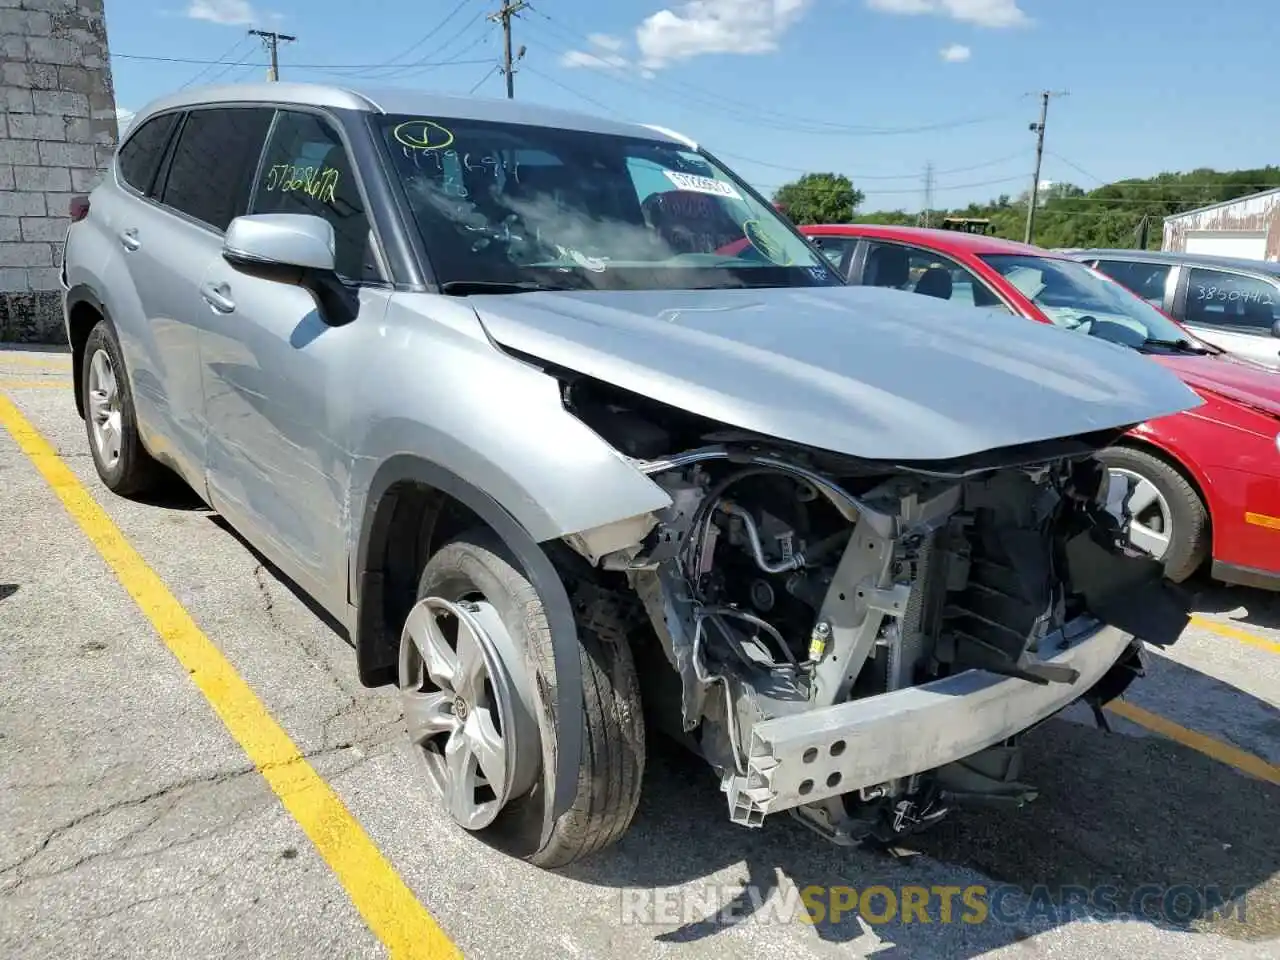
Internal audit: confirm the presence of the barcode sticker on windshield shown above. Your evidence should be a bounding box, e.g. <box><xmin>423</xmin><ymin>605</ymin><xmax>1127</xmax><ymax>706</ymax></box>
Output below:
<box><xmin>662</xmin><ymin>170</ymin><xmax>741</xmax><ymax>200</ymax></box>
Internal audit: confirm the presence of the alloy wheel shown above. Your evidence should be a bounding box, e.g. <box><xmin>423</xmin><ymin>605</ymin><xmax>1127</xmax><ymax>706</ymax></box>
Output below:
<box><xmin>398</xmin><ymin>596</ymin><xmax>540</xmax><ymax>831</ymax></box>
<box><xmin>1108</xmin><ymin>467</ymin><xmax>1173</xmax><ymax>560</ymax></box>
<box><xmin>87</xmin><ymin>348</ymin><xmax>123</xmax><ymax>470</ymax></box>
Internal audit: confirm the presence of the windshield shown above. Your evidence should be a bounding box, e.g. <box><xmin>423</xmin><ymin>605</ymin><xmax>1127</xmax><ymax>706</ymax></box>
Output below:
<box><xmin>979</xmin><ymin>253</ymin><xmax>1197</xmax><ymax>349</ymax></box>
<box><xmin>377</xmin><ymin>114</ymin><xmax>841</xmax><ymax>292</ymax></box>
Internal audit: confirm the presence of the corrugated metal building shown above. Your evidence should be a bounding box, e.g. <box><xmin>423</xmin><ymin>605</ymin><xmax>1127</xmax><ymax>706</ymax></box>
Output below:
<box><xmin>1162</xmin><ymin>187</ymin><xmax>1280</xmax><ymax>261</ymax></box>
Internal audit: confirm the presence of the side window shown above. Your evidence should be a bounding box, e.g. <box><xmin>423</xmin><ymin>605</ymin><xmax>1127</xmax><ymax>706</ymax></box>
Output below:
<box><xmin>810</xmin><ymin>236</ymin><xmax>855</xmax><ymax>274</ymax></box>
<box><xmin>1184</xmin><ymin>268</ymin><xmax>1279</xmax><ymax>332</ymax></box>
<box><xmin>251</xmin><ymin>111</ymin><xmax>377</xmax><ymax>282</ymax></box>
<box><xmin>861</xmin><ymin>241</ymin><xmax>1010</xmax><ymax>313</ymax></box>
<box><xmin>117</xmin><ymin>113</ymin><xmax>180</xmax><ymax>195</ymax></box>
<box><xmin>1094</xmin><ymin>259</ymin><xmax>1171</xmax><ymax>306</ymax></box>
<box><xmin>160</xmin><ymin>107</ymin><xmax>274</xmax><ymax>232</ymax></box>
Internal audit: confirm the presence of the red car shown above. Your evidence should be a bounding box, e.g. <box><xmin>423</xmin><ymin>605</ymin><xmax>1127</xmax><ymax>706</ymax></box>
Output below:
<box><xmin>799</xmin><ymin>224</ymin><xmax>1280</xmax><ymax>592</ymax></box>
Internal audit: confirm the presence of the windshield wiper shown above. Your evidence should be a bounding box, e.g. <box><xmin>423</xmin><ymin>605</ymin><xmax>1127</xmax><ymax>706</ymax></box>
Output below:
<box><xmin>439</xmin><ymin>280</ymin><xmax>579</xmax><ymax>296</ymax></box>
<box><xmin>1141</xmin><ymin>337</ymin><xmax>1220</xmax><ymax>355</ymax></box>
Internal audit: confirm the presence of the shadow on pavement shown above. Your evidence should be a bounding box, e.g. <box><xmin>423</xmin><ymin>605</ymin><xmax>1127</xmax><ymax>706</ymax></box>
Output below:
<box><xmin>204</xmin><ymin>513</ymin><xmax>351</xmax><ymax>642</ymax></box>
<box><xmin>567</xmin><ymin>704</ymin><xmax>1280</xmax><ymax>956</ymax></box>
<box><xmin>1186</xmin><ymin>577</ymin><xmax>1280</xmax><ymax>632</ymax></box>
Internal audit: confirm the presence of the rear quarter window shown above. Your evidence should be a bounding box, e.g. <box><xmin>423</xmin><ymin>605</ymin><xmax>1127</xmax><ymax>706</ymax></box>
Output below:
<box><xmin>117</xmin><ymin>113</ymin><xmax>180</xmax><ymax>195</ymax></box>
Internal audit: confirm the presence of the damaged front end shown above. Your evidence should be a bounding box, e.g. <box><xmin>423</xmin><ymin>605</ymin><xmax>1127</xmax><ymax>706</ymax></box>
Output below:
<box><xmin>565</xmin><ymin>415</ymin><xmax>1189</xmax><ymax>845</ymax></box>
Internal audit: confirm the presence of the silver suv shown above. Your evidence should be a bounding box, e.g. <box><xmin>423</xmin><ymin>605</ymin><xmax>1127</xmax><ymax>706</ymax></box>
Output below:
<box><xmin>62</xmin><ymin>82</ymin><xmax>1200</xmax><ymax>868</ymax></box>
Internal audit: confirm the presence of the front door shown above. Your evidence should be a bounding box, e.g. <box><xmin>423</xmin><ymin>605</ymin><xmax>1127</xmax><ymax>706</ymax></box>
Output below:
<box><xmin>200</xmin><ymin>108</ymin><xmax>388</xmax><ymax>614</ymax></box>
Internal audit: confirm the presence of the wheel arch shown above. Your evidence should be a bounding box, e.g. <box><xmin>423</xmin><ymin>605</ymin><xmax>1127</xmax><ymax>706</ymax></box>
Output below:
<box><xmin>65</xmin><ymin>284</ymin><xmax>110</xmax><ymax>419</ymax></box>
<box><xmin>352</xmin><ymin>453</ymin><xmax>583</xmax><ymax>822</ymax></box>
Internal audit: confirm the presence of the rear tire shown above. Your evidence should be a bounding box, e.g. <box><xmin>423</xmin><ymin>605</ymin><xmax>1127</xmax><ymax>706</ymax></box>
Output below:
<box><xmin>401</xmin><ymin>528</ymin><xmax>645</xmax><ymax>867</ymax></box>
<box><xmin>81</xmin><ymin>320</ymin><xmax>163</xmax><ymax>497</ymax></box>
<box><xmin>1096</xmin><ymin>446</ymin><xmax>1209</xmax><ymax>583</ymax></box>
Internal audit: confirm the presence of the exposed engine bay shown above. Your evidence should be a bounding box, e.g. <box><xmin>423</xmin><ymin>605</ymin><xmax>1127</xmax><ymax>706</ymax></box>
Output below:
<box><xmin>557</xmin><ymin>374</ymin><xmax>1191</xmax><ymax>845</ymax></box>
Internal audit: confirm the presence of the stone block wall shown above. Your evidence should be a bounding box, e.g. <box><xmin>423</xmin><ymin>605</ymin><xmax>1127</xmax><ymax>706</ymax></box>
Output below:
<box><xmin>0</xmin><ymin>0</ymin><xmax>117</xmax><ymax>342</ymax></box>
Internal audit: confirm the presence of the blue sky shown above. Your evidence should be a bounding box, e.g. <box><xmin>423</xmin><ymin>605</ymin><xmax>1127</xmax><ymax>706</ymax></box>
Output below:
<box><xmin>105</xmin><ymin>0</ymin><xmax>1280</xmax><ymax>212</ymax></box>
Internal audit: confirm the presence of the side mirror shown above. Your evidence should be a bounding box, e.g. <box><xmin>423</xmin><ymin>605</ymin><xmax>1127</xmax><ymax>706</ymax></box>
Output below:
<box><xmin>224</xmin><ymin>213</ymin><xmax>336</xmax><ymax>273</ymax></box>
<box><xmin>1271</xmin><ymin>318</ymin><xmax>1280</xmax><ymax>339</ymax></box>
<box><xmin>222</xmin><ymin>214</ymin><xmax>356</xmax><ymax>326</ymax></box>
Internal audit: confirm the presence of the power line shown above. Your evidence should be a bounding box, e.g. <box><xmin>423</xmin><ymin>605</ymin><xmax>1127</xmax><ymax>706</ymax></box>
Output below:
<box><xmin>522</xmin><ymin>10</ymin><xmax>1020</xmax><ymax>137</ymax></box>
<box><xmin>711</xmin><ymin>148</ymin><xmax>1029</xmax><ymax>181</ymax></box>
<box><xmin>179</xmin><ymin>34</ymin><xmax>252</xmax><ymax>89</ymax></box>
<box><xmin>522</xmin><ymin>62</ymin><xmax>617</xmax><ymax>115</ymax></box>
<box><xmin>110</xmin><ymin>51</ymin><xmax>491</xmax><ymax>69</ymax></box>
<box><xmin>469</xmin><ymin>63</ymin><xmax>500</xmax><ymax>94</ymax></box>
<box><xmin>324</xmin><ymin>0</ymin><xmax>473</xmax><ymax>77</ymax></box>
<box><xmin>340</xmin><ymin>10</ymin><xmax>487</xmax><ymax>80</ymax></box>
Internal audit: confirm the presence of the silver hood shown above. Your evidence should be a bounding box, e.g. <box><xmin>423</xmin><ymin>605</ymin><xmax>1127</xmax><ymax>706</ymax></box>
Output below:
<box><xmin>468</xmin><ymin>284</ymin><xmax>1202</xmax><ymax>462</ymax></box>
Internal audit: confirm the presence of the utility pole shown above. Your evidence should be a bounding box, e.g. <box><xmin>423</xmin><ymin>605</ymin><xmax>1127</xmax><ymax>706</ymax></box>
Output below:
<box><xmin>249</xmin><ymin>29</ymin><xmax>296</xmax><ymax>82</ymax></box>
<box><xmin>921</xmin><ymin>161</ymin><xmax>935</xmax><ymax>228</ymax></box>
<box><xmin>1024</xmin><ymin>89</ymin><xmax>1067</xmax><ymax>244</ymax></box>
<box><xmin>488</xmin><ymin>1</ymin><xmax>528</xmax><ymax>99</ymax></box>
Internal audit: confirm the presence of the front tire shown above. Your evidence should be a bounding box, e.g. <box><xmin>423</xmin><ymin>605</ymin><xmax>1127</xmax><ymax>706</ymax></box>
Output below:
<box><xmin>81</xmin><ymin>320</ymin><xmax>162</xmax><ymax>497</ymax></box>
<box><xmin>1096</xmin><ymin>446</ymin><xmax>1209</xmax><ymax>583</ymax></box>
<box><xmin>399</xmin><ymin>528</ymin><xmax>646</xmax><ymax>867</ymax></box>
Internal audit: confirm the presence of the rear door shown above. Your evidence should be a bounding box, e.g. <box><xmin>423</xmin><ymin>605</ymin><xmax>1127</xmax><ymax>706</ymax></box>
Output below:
<box><xmin>1174</xmin><ymin>266</ymin><xmax>1280</xmax><ymax>367</ymax></box>
<box><xmin>87</xmin><ymin>111</ymin><xmax>199</xmax><ymax>479</ymax></box>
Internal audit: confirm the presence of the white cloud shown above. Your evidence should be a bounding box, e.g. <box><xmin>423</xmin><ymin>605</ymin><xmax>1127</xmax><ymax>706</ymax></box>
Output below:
<box><xmin>559</xmin><ymin>32</ymin><xmax>651</xmax><ymax>77</ymax></box>
<box><xmin>559</xmin><ymin>48</ymin><xmax>629</xmax><ymax>70</ymax></box>
<box><xmin>636</xmin><ymin>0</ymin><xmax>812</xmax><ymax>69</ymax></box>
<box><xmin>587</xmin><ymin>33</ymin><xmax>625</xmax><ymax>51</ymax></box>
<box><xmin>940</xmin><ymin>43</ymin><xmax>971</xmax><ymax>61</ymax></box>
<box><xmin>187</xmin><ymin>0</ymin><xmax>256</xmax><ymax>25</ymax></box>
<box><xmin>116</xmin><ymin>107</ymin><xmax>135</xmax><ymax>136</ymax></box>
<box><xmin>868</xmin><ymin>0</ymin><xmax>1029</xmax><ymax>28</ymax></box>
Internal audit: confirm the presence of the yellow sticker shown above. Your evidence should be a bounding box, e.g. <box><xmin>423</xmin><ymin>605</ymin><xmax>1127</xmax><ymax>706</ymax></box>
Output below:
<box><xmin>744</xmin><ymin>218</ymin><xmax>793</xmax><ymax>266</ymax></box>
<box><xmin>393</xmin><ymin>119</ymin><xmax>454</xmax><ymax>152</ymax></box>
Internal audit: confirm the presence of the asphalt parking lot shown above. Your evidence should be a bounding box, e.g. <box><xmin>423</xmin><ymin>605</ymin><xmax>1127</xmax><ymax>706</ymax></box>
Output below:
<box><xmin>2</xmin><ymin>345</ymin><xmax>1279</xmax><ymax>960</ymax></box>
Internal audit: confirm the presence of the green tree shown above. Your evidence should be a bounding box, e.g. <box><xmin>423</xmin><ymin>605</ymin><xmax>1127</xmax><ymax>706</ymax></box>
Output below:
<box><xmin>772</xmin><ymin>173</ymin><xmax>864</xmax><ymax>225</ymax></box>
<box><xmin>857</xmin><ymin>166</ymin><xmax>1280</xmax><ymax>250</ymax></box>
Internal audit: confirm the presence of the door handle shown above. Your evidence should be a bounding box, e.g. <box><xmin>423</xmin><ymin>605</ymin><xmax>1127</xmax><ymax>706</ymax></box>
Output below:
<box><xmin>200</xmin><ymin>282</ymin><xmax>236</xmax><ymax>314</ymax></box>
<box><xmin>118</xmin><ymin>228</ymin><xmax>141</xmax><ymax>251</ymax></box>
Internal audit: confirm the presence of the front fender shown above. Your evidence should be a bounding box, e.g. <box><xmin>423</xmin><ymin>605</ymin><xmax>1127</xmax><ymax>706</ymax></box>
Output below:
<box><xmin>352</xmin><ymin>452</ymin><xmax>585</xmax><ymax>822</ymax></box>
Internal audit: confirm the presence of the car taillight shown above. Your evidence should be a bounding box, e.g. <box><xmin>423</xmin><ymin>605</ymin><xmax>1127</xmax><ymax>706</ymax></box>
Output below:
<box><xmin>69</xmin><ymin>195</ymin><xmax>90</xmax><ymax>222</ymax></box>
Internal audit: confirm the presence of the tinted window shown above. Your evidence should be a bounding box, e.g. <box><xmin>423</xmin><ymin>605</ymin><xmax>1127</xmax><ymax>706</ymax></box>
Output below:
<box><xmin>117</xmin><ymin>113</ymin><xmax>179</xmax><ymax>194</ymax></box>
<box><xmin>161</xmin><ymin>107</ymin><xmax>273</xmax><ymax>231</ymax></box>
<box><xmin>862</xmin><ymin>241</ymin><xmax>1010</xmax><ymax>312</ymax></box>
<box><xmin>251</xmin><ymin>111</ymin><xmax>377</xmax><ymax>281</ymax></box>
<box><xmin>376</xmin><ymin>113</ymin><xmax>840</xmax><ymax>292</ymax></box>
<box><xmin>1094</xmin><ymin>259</ymin><xmax>1172</xmax><ymax>306</ymax></box>
<box><xmin>1184</xmin><ymin>268</ymin><xmax>1279</xmax><ymax>332</ymax></box>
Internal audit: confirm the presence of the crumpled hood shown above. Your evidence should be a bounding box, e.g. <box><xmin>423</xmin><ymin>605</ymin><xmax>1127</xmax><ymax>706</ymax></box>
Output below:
<box><xmin>468</xmin><ymin>285</ymin><xmax>1203</xmax><ymax>462</ymax></box>
<box><xmin>1151</xmin><ymin>352</ymin><xmax>1280</xmax><ymax>419</ymax></box>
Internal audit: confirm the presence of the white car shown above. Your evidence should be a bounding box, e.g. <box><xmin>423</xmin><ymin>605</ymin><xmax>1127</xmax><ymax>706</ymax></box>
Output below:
<box><xmin>1074</xmin><ymin>249</ymin><xmax>1280</xmax><ymax>369</ymax></box>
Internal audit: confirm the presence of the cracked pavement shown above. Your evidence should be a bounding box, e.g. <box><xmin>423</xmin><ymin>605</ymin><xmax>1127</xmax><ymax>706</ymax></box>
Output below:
<box><xmin>3</xmin><ymin>350</ymin><xmax>1280</xmax><ymax>960</ymax></box>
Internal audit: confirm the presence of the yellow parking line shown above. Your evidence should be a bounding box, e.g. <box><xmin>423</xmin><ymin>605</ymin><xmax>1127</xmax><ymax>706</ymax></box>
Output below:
<box><xmin>0</xmin><ymin>393</ymin><xmax>461</xmax><ymax>960</ymax></box>
<box><xmin>0</xmin><ymin>379</ymin><xmax>71</xmax><ymax>389</ymax></box>
<box><xmin>1189</xmin><ymin>614</ymin><xmax>1280</xmax><ymax>656</ymax></box>
<box><xmin>1107</xmin><ymin>700</ymin><xmax>1280</xmax><ymax>785</ymax></box>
